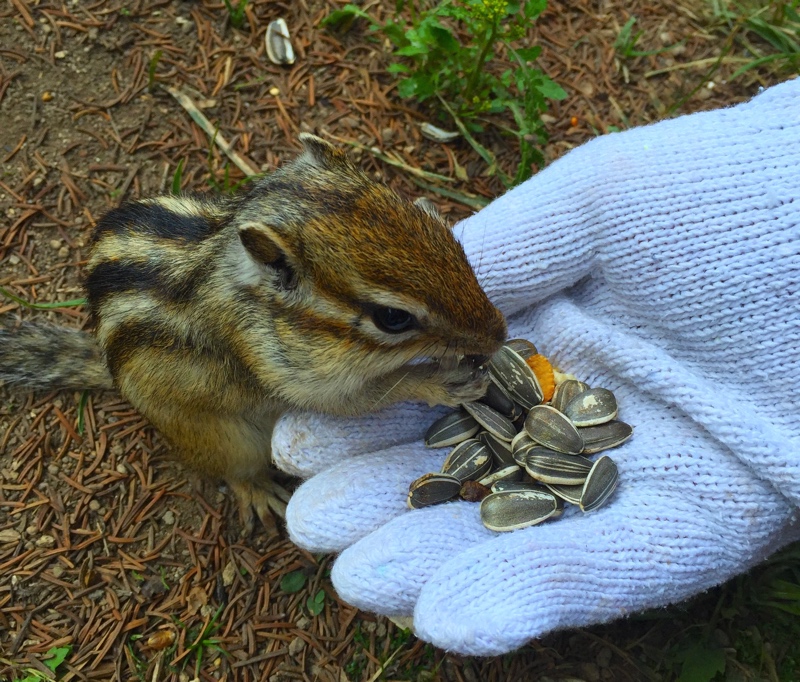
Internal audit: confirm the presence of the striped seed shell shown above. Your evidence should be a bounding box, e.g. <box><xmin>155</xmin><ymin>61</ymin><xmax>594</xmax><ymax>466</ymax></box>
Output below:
<box><xmin>504</xmin><ymin>338</ymin><xmax>538</xmax><ymax>360</ymax></box>
<box><xmin>424</xmin><ymin>409</ymin><xmax>480</xmax><ymax>448</ymax></box>
<box><xmin>490</xmin><ymin>480</ymin><xmax>540</xmax><ymax>493</ymax></box>
<box><xmin>487</xmin><ymin>346</ymin><xmax>543</xmax><ymax>410</ymax></box>
<box><xmin>265</xmin><ymin>19</ymin><xmax>296</xmax><ymax>65</ymax></box>
<box><xmin>462</xmin><ymin>401</ymin><xmax>517</xmax><ymax>442</ymax></box>
<box><xmin>480</xmin><ymin>490</ymin><xmax>560</xmax><ymax>531</ymax></box>
<box><xmin>441</xmin><ymin>439</ymin><xmax>492</xmax><ymax>482</ymax></box>
<box><xmin>480</xmin><ymin>378</ymin><xmax>522</xmax><ymax>419</ymax></box>
<box><xmin>544</xmin><ymin>482</ymin><xmax>584</xmax><ymax>505</ymax></box>
<box><xmin>420</xmin><ymin>122</ymin><xmax>461</xmax><ymax>142</ymax></box>
<box><xmin>564</xmin><ymin>387</ymin><xmax>618</xmax><ymax>427</ymax></box>
<box><xmin>523</xmin><ymin>449</ymin><xmax>593</xmax><ymax>485</ymax></box>
<box><xmin>580</xmin><ymin>421</ymin><xmax>633</xmax><ymax>454</ymax></box>
<box><xmin>580</xmin><ymin>455</ymin><xmax>619</xmax><ymax>512</ymax></box>
<box><xmin>550</xmin><ymin>379</ymin><xmax>590</xmax><ymax>413</ymax></box>
<box><xmin>524</xmin><ymin>405</ymin><xmax>584</xmax><ymax>455</ymax></box>
<box><xmin>477</xmin><ymin>431</ymin><xmax>515</xmax><ymax>467</ymax></box>
<box><xmin>407</xmin><ymin>473</ymin><xmax>461</xmax><ymax>509</ymax></box>
<box><xmin>478</xmin><ymin>464</ymin><xmax>523</xmax><ymax>487</ymax></box>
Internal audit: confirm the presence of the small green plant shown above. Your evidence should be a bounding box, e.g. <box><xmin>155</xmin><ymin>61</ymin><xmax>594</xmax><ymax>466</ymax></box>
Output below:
<box><xmin>324</xmin><ymin>0</ymin><xmax>566</xmax><ymax>186</ymax></box>
<box><xmin>614</xmin><ymin>17</ymin><xmax>683</xmax><ymax>58</ymax></box>
<box><xmin>171</xmin><ymin>158</ymin><xmax>185</xmax><ymax>195</ymax></box>
<box><xmin>713</xmin><ymin>0</ymin><xmax>800</xmax><ymax>78</ymax></box>
<box><xmin>306</xmin><ymin>589</ymin><xmax>326</xmax><ymax>616</ymax></box>
<box><xmin>148</xmin><ymin>50</ymin><xmax>162</xmax><ymax>92</ymax></box>
<box><xmin>172</xmin><ymin>605</ymin><xmax>227</xmax><ymax>678</ymax></box>
<box><xmin>19</xmin><ymin>645</ymin><xmax>71</xmax><ymax>682</ymax></box>
<box><xmin>0</xmin><ymin>286</ymin><xmax>85</xmax><ymax>310</ymax></box>
<box><xmin>223</xmin><ymin>0</ymin><xmax>248</xmax><ymax>29</ymax></box>
<box><xmin>280</xmin><ymin>569</ymin><xmax>307</xmax><ymax>594</ymax></box>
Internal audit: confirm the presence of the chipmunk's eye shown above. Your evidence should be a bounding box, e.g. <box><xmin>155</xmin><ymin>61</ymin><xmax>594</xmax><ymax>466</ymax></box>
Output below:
<box><xmin>372</xmin><ymin>306</ymin><xmax>417</xmax><ymax>334</ymax></box>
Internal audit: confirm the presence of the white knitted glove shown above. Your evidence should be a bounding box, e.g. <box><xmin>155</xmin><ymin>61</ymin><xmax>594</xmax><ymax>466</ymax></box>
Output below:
<box><xmin>272</xmin><ymin>79</ymin><xmax>800</xmax><ymax>655</ymax></box>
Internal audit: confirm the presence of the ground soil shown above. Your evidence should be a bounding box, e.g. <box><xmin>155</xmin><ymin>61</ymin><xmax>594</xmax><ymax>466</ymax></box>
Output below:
<box><xmin>0</xmin><ymin>1</ymin><xmax>795</xmax><ymax>681</ymax></box>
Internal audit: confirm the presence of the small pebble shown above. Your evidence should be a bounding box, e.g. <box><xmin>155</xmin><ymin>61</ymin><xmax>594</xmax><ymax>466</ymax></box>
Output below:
<box><xmin>58</xmin><ymin>246</ymin><xmax>69</xmax><ymax>258</ymax></box>
<box><xmin>222</xmin><ymin>561</ymin><xmax>236</xmax><ymax>586</ymax></box>
<box><xmin>162</xmin><ymin>510</ymin><xmax>175</xmax><ymax>525</ymax></box>
<box><xmin>36</xmin><ymin>534</ymin><xmax>56</xmax><ymax>548</ymax></box>
<box><xmin>89</xmin><ymin>499</ymin><xmax>101</xmax><ymax>511</ymax></box>
<box><xmin>116</xmin><ymin>463</ymin><xmax>127</xmax><ymax>474</ymax></box>
<box><xmin>295</xmin><ymin>616</ymin><xmax>310</xmax><ymax>630</ymax></box>
<box><xmin>52</xmin><ymin>565</ymin><xmax>65</xmax><ymax>578</ymax></box>
<box><xmin>47</xmin><ymin>463</ymin><xmax>60</xmax><ymax>475</ymax></box>
<box><xmin>54</xmin><ymin>50</ymin><xmax>67</xmax><ymax>59</ymax></box>
<box><xmin>269</xmin><ymin>86</ymin><xmax>280</xmax><ymax>96</ymax></box>
<box><xmin>288</xmin><ymin>636</ymin><xmax>306</xmax><ymax>656</ymax></box>
<box><xmin>49</xmin><ymin>239</ymin><xmax>61</xmax><ymax>249</ymax></box>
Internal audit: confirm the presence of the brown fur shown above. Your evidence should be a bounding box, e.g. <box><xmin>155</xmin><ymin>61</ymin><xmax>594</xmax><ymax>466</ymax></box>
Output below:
<box><xmin>3</xmin><ymin>135</ymin><xmax>507</xmax><ymax>531</ymax></box>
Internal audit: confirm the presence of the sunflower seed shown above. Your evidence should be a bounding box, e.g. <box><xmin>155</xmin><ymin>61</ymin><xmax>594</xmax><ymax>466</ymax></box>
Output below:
<box><xmin>490</xmin><ymin>480</ymin><xmax>540</xmax><ymax>493</ymax></box>
<box><xmin>477</xmin><ymin>431</ymin><xmax>515</xmax><ymax>467</ymax></box>
<box><xmin>544</xmin><ymin>482</ymin><xmax>584</xmax><ymax>505</ymax></box>
<box><xmin>580</xmin><ymin>420</ymin><xmax>633</xmax><ymax>454</ymax></box>
<box><xmin>480</xmin><ymin>378</ymin><xmax>521</xmax><ymax>419</ymax></box>
<box><xmin>564</xmin><ymin>387</ymin><xmax>618</xmax><ymax>427</ymax></box>
<box><xmin>462</xmin><ymin>401</ymin><xmax>517</xmax><ymax>441</ymax></box>
<box><xmin>480</xmin><ymin>490</ymin><xmax>560</xmax><ymax>531</ymax></box>
<box><xmin>265</xmin><ymin>19</ymin><xmax>295</xmax><ymax>65</ymax></box>
<box><xmin>550</xmin><ymin>379</ymin><xmax>590</xmax><ymax>413</ymax></box>
<box><xmin>441</xmin><ymin>439</ymin><xmax>492</xmax><ymax>481</ymax></box>
<box><xmin>504</xmin><ymin>338</ymin><xmax>538</xmax><ymax>360</ymax></box>
<box><xmin>407</xmin><ymin>473</ymin><xmax>461</xmax><ymax>509</ymax></box>
<box><xmin>424</xmin><ymin>409</ymin><xmax>480</xmax><ymax>448</ymax></box>
<box><xmin>478</xmin><ymin>464</ymin><xmax>523</xmax><ymax>487</ymax></box>
<box><xmin>524</xmin><ymin>405</ymin><xmax>584</xmax><ymax>454</ymax></box>
<box><xmin>523</xmin><ymin>449</ymin><xmax>593</xmax><ymax>485</ymax></box>
<box><xmin>487</xmin><ymin>346</ymin><xmax>543</xmax><ymax>410</ymax></box>
<box><xmin>580</xmin><ymin>455</ymin><xmax>619</xmax><ymax>512</ymax></box>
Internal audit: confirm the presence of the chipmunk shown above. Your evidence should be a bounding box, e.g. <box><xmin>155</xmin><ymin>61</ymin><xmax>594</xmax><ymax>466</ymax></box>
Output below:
<box><xmin>0</xmin><ymin>134</ymin><xmax>507</xmax><ymax>532</ymax></box>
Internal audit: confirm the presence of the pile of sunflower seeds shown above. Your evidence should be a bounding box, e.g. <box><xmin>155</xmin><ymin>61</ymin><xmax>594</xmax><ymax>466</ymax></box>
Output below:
<box><xmin>408</xmin><ymin>339</ymin><xmax>632</xmax><ymax>532</ymax></box>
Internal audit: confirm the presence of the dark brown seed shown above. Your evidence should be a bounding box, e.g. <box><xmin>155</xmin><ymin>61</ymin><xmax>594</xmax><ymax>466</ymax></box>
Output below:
<box><xmin>459</xmin><ymin>480</ymin><xmax>492</xmax><ymax>502</ymax></box>
<box><xmin>424</xmin><ymin>409</ymin><xmax>480</xmax><ymax>448</ymax></box>
<box><xmin>523</xmin><ymin>450</ymin><xmax>593</xmax><ymax>485</ymax></box>
<box><xmin>441</xmin><ymin>439</ymin><xmax>492</xmax><ymax>481</ymax></box>
<box><xmin>462</xmin><ymin>401</ymin><xmax>517</xmax><ymax>441</ymax></box>
<box><xmin>564</xmin><ymin>387</ymin><xmax>618</xmax><ymax>427</ymax></box>
<box><xmin>480</xmin><ymin>490</ymin><xmax>560</xmax><ymax>531</ymax></box>
<box><xmin>524</xmin><ymin>405</ymin><xmax>584</xmax><ymax>454</ymax></box>
<box><xmin>407</xmin><ymin>473</ymin><xmax>461</xmax><ymax>509</ymax></box>
<box><xmin>580</xmin><ymin>421</ymin><xmax>633</xmax><ymax>454</ymax></box>
<box><xmin>580</xmin><ymin>455</ymin><xmax>619</xmax><ymax>512</ymax></box>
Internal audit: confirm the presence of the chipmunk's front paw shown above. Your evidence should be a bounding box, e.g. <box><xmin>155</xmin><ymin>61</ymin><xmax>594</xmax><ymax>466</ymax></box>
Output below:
<box><xmin>428</xmin><ymin>363</ymin><xmax>491</xmax><ymax>407</ymax></box>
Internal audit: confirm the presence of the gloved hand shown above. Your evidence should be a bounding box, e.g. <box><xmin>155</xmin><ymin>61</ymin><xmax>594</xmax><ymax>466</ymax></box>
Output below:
<box><xmin>272</xmin><ymin>79</ymin><xmax>800</xmax><ymax>656</ymax></box>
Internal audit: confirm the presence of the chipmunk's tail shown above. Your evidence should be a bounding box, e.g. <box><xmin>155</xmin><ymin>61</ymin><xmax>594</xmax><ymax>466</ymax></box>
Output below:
<box><xmin>0</xmin><ymin>323</ymin><xmax>114</xmax><ymax>391</ymax></box>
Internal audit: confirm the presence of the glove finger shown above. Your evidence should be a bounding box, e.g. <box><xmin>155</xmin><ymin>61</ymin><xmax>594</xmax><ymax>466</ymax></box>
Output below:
<box><xmin>285</xmin><ymin>441</ymin><xmax>444</xmax><ymax>552</ymax></box>
<box><xmin>273</xmin><ymin>403</ymin><xmax>451</xmax><ymax>478</ymax></box>
<box><xmin>413</xmin><ymin>488</ymin><xmax>795</xmax><ymax>656</ymax></box>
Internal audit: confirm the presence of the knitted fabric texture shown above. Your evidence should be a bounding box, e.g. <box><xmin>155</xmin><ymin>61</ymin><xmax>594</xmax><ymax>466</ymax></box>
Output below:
<box><xmin>272</xmin><ymin>79</ymin><xmax>800</xmax><ymax>655</ymax></box>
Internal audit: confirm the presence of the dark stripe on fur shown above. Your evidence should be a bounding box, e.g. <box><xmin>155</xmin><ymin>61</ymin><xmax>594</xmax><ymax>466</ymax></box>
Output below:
<box><xmin>86</xmin><ymin>259</ymin><xmax>205</xmax><ymax>308</ymax></box>
<box><xmin>93</xmin><ymin>200</ymin><xmax>221</xmax><ymax>243</ymax></box>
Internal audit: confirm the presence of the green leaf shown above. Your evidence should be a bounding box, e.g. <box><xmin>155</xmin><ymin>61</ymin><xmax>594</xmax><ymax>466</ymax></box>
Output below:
<box><xmin>320</xmin><ymin>4</ymin><xmax>372</xmax><ymax>28</ymax></box>
<box><xmin>396</xmin><ymin>44</ymin><xmax>429</xmax><ymax>57</ymax></box>
<box><xmin>386</xmin><ymin>63</ymin><xmax>411</xmax><ymax>74</ymax></box>
<box><xmin>516</xmin><ymin>46</ymin><xmax>542</xmax><ymax>61</ymax></box>
<box><xmin>306</xmin><ymin>589</ymin><xmax>326</xmax><ymax>616</ymax></box>
<box><xmin>171</xmin><ymin>158</ymin><xmax>185</xmax><ymax>195</ymax></box>
<box><xmin>676</xmin><ymin>644</ymin><xmax>726</xmax><ymax>682</ymax></box>
<box><xmin>44</xmin><ymin>645</ymin><xmax>72</xmax><ymax>672</ymax></box>
<box><xmin>429</xmin><ymin>25</ymin><xmax>459</xmax><ymax>51</ymax></box>
<box><xmin>536</xmin><ymin>77</ymin><xmax>567</xmax><ymax>100</ymax></box>
<box><xmin>280</xmin><ymin>570</ymin><xmax>307</xmax><ymax>594</ymax></box>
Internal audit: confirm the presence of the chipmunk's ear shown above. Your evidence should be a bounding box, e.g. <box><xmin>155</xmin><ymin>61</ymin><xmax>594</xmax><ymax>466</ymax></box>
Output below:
<box><xmin>239</xmin><ymin>223</ymin><xmax>299</xmax><ymax>290</ymax></box>
<box><xmin>298</xmin><ymin>133</ymin><xmax>350</xmax><ymax>170</ymax></box>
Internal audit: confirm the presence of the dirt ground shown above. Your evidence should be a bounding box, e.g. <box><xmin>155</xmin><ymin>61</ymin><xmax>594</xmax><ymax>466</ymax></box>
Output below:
<box><xmin>0</xmin><ymin>1</ymin><xmax>794</xmax><ymax>680</ymax></box>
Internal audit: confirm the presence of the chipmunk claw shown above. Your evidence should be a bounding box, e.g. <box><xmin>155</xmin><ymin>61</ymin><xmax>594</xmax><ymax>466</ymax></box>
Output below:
<box><xmin>229</xmin><ymin>478</ymin><xmax>290</xmax><ymax>538</ymax></box>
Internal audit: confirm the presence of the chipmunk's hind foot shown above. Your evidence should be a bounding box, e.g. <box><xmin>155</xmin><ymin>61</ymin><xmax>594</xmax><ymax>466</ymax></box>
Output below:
<box><xmin>230</xmin><ymin>478</ymin><xmax>291</xmax><ymax>538</ymax></box>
